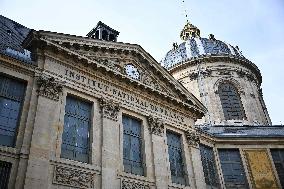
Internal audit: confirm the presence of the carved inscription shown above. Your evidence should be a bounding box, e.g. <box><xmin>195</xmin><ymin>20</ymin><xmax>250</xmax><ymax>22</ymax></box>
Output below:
<box><xmin>64</xmin><ymin>69</ymin><xmax>185</xmax><ymax>124</ymax></box>
<box><xmin>147</xmin><ymin>115</ymin><xmax>164</xmax><ymax>136</ymax></box>
<box><xmin>121</xmin><ymin>179</ymin><xmax>150</xmax><ymax>189</ymax></box>
<box><xmin>37</xmin><ymin>76</ymin><xmax>63</xmax><ymax>101</ymax></box>
<box><xmin>100</xmin><ymin>98</ymin><xmax>120</xmax><ymax>121</ymax></box>
<box><xmin>53</xmin><ymin>166</ymin><xmax>93</xmax><ymax>188</ymax></box>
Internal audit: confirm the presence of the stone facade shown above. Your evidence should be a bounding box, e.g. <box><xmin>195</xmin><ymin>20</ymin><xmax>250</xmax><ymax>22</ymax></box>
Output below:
<box><xmin>0</xmin><ymin>16</ymin><xmax>284</xmax><ymax>189</ymax></box>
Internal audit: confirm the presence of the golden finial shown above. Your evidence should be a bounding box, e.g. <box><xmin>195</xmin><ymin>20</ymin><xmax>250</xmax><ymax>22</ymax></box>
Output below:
<box><xmin>180</xmin><ymin>20</ymin><xmax>200</xmax><ymax>41</ymax></box>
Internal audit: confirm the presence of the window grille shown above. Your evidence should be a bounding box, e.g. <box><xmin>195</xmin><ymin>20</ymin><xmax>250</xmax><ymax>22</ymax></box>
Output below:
<box><xmin>200</xmin><ymin>144</ymin><xmax>220</xmax><ymax>188</ymax></box>
<box><xmin>0</xmin><ymin>160</ymin><xmax>12</xmax><ymax>189</ymax></box>
<box><xmin>218</xmin><ymin>83</ymin><xmax>245</xmax><ymax>120</ymax></box>
<box><xmin>0</xmin><ymin>75</ymin><xmax>26</xmax><ymax>147</ymax></box>
<box><xmin>167</xmin><ymin>131</ymin><xmax>187</xmax><ymax>185</ymax></box>
<box><xmin>61</xmin><ymin>96</ymin><xmax>91</xmax><ymax>163</ymax></box>
<box><xmin>271</xmin><ymin>149</ymin><xmax>284</xmax><ymax>187</ymax></box>
<box><xmin>218</xmin><ymin>149</ymin><xmax>248</xmax><ymax>189</ymax></box>
<box><xmin>122</xmin><ymin>115</ymin><xmax>144</xmax><ymax>176</ymax></box>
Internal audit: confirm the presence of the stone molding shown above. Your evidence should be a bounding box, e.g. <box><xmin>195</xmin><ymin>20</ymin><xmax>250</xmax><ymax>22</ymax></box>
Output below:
<box><xmin>121</xmin><ymin>179</ymin><xmax>150</xmax><ymax>189</ymax></box>
<box><xmin>100</xmin><ymin>98</ymin><xmax>120</xmax><ymax>121</ymax></box>
<box><xmin>213</xmin><ymin>77</ymin><xmax>245</xmax><ymax>95</ymax></box>
<box><xmin>53</xmin><ymin>165</ymin><xmax>93</xmax><ymax>188</ymax></box>
<box><xmin>147</xmin><ymin>115</ymin><xmax>164</xmax><ymax>136</ymax></box>
<box><xmin>185</xmin><ymin>130</ymin><xmax>200</xmax><ymax>147</ymax></box>
<box><xmin>36</xmin><ymin>75</ymin><xmax>63</xmax><ymax>101</ymax></box>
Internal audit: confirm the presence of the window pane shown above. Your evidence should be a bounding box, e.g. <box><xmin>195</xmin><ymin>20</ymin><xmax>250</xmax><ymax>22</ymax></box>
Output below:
<box><xmin>271</xmin><ymin>149</ymin><xmax>284</xmax><ymax>187</ymax></box>
<box><xmin>0</xmin><ymin>160</ymin><xmax>12</xmax><ymax>189</ymax></box>
<box><xmin>122</xmin><ymin>115</ymin><xmax>144</xmax><ymax>176</ymax></box>
<box><xmin>0</xmin><ymin>75</ymin><xmax>25</xmax><ymax>147</ymax></box>
<box><xmin>200</xmin><ymin>144</ymin><xmax>220</xmax><ymax>188</ymax></box>
<box><xmin>219</xmin><ymin>83</ymin><xmax>245</xmax><ymax>120</ymax></box>
<box><xmin>218</xmin><ymin>149</ymin><xmax>248</xmax><ymax>189</ymax></box>
<box><xmin>61</xmin><ymin>96</ymin><xmax>91</xmax><ymax>163</ymax></box>
<box><xmin>166</xmin><ymin>131</ymin><xmax>187</xmax><ymax>185</ymax></box>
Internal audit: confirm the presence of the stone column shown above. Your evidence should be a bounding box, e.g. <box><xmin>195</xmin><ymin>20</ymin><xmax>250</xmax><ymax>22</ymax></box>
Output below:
<box><xmin>24</xmin><ymin>76</ymin><xmax>63</xmax><ymax>189</ymax></box>
<box><xmin>185</xmin><ymin>131</ymin><xmax>206</xmax><ymax>189</ymax></box>
<box><xmin>147</xmin><ymin>116</ymin><xmax>169</xmax><ymax>189</ymax></box>
<box><xmin>100</xmin><ymin>98</ymin><xmax>121</xmax><ymax>189</ymax></box>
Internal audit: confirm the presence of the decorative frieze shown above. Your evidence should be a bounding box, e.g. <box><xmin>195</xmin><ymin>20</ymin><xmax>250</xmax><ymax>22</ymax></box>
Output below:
<box><xmin>36</xmin><ymin>76</ymin><xmax>63</xmax><ymax>101</ymax></box>
<box><xmin>53</xmin><ymin>165</ymin><xmax>93</xmax><ymax>188</ymax></box>
<box><xmin>185</xmin><ymin>130</ymin><xmax>200</xmax><ymax>147</ymax></box>
<box><xmin>147</xmin><ymin>115</ymin><xmax>164</xmax><ymax>136</ymax></box>
<box><xmin>100</xmin><ymin>98</ymin><xmax>120</xmax><ymax>121</ymax></box>
<box><xmin>121</xmin><ymin>179</ymin><xmax>150</xmax><ymax>189</ymax></box>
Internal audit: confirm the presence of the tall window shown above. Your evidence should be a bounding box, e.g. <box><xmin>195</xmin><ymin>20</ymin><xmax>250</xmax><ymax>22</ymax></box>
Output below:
<box><xmin>0</xmin><ymin>75</ymin><xmax>26</xmax><ymax>147</ymax></box>
<box><xmin>61</xmin><ymin>96</ymin><xmax>91</xmax><ymax>163</ymax></box>
<box><xmin>200</xmin><ymin>144</ymin><xmax>220</xmax><ymax>188</ymax></box>
<box><xmin>167</xmin><ymin>131</ymin><xmax>187</xmax><ymax>185</ymax></box>
<box><xmin>0</xmin><ymin>160</ymin><xmax>12</xmax><ymax>189</ymax></box>
<box><xmin>218</xmin><ymin>83</ymin><xmax>245</xmax><ymax>120</ymax></box>
<box><xmin>122</xmin><ymin>115</ymin><xmax>144</xmax><ymax>176</ymax></box>
<box><xmin>218</xmin><ymin>149</ymin><xmax>248</xmax><ymax>189</ymax></box>
<box><xmin>271</xmin><ymin>149</ymin><xmax>284</xmax><ymax>187</ymax></box>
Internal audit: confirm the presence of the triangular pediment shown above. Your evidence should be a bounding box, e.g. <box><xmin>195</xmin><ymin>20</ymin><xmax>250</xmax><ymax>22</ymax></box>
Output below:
<box><xmin>23</xmin><ymin>31</ymin><xmax>206</xmax><ymax>117</ymax></box>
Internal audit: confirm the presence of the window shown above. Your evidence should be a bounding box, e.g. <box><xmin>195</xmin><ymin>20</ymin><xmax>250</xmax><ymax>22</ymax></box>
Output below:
<box><xmin>218</xmin><ymin>149</ymin><xmax>248</xmax><ymax>189</ymax></box>
<box><xmin>167</xmin><ymin>131</ymin><xmax>187</xmax><ymax>185</ymax></box>
<box><xmin>0</xmin><ymin>75</ymin><xmax>26</xmax><ymax>147</ymax></box>
<box><xmin>218</xmin><ymin>83</ymin><xmax>245</xmax><ymax>120</ymax></box>
<box><xmin>0</xmin><ymin>160</ymin><xmax>12</xmax><ymax>189</ymax></box>
<box><xmin>122</xmin><ymin>115</ymin><xmax>144</xmax><ymax>176</ymax></box>
<box><xmin>61</xmin><ymin>96</ymin><xmax>91</xmax><ymax>163</ymax></box>
<box><xmin>271</xmin><ymin>149</ymin><xmax>284</xmax><ymax>187</ymax></box>
<box><xmin>200</xmin><ymin>144</ymin><xmax>220</xmax><ymax>188</ymax></box>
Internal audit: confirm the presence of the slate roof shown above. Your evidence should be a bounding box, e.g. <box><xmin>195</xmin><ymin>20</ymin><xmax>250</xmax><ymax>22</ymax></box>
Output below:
<box><xmin>0</xmin><ymin>15</ymin><xmax>31</xmax><ymax>62</ymax></box>
<box><xmin>198</xmin><ymin>125</ymin><xmax>284</xmax><ymax>138</ymax></box>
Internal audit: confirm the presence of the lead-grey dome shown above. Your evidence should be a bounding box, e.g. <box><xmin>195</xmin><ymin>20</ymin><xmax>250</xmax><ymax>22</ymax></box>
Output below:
<box><xmin>160</xmin><ymin>21</ymin><xmax>244</xmax><ymax>70</ymax></box>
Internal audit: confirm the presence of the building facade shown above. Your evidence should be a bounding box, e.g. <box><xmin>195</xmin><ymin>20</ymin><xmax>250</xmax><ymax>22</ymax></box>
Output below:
<box><xmin>0</xmin><ymin>15</ymin><xmax>284</xmax><ymax>189</ymax></box>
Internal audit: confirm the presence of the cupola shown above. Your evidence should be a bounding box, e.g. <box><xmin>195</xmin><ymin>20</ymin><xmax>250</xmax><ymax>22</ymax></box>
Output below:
<box><xmin>87</xmin><ymin>21</ymin><xmax>119</xmax><ymax>42</ymax></box>
<box><xmin>180</xmin><ymin>20</ymin><xmax>200</xmax><ymax>40</ymax></box>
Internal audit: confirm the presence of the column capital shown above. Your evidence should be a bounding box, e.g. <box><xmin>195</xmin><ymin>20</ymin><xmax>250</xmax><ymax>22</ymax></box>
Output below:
<box><xmin>99</xmin><ymin>98</ymin><xmax>120</xmax><ymax>121</ymax></box>
<box><xmin>185</xmin><ymin>130</ymin><xmax>200</xmax><ymax>148</ymax></box>
<box><xmin>147</xmin><ymin>115</ymin><xmax>164</xmax><ymax>136</ymax></box>
<box><xmin>36</xmin><ymin>75</ymin><xmax>63</xmax><ymax>101</ymax></box>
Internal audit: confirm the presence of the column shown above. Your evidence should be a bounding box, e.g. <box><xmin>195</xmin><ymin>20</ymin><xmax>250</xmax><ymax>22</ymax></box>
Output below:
<box><xmin>24</xmin><ymin>76</ymin><xmax>63</xmax><ymax>189</ymax></box>
<box><xmin>100</xmin><ymin>98</ymin><xmax>121</xmax><ymax>189</ymax></box>
<box><xmin>148</xmin><ymin>116</ymin><xmax>169</xmax><ymax>189</ymax></box>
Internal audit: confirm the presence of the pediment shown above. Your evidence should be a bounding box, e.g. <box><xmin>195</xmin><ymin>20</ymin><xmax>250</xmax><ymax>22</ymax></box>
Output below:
<box><xmin>23</xmin><ymin>31</ymin><xmax>206</xmax><ymax>117</ymax></box>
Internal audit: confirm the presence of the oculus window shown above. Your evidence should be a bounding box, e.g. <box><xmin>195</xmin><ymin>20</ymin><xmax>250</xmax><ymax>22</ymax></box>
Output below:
<box><xmin>0</xmin><ymin>75</ymin><xmax>26</xmax><ymax>147</ymax></box>
<box><xmin>61</xmin><ymin>96</ymin><xmax>91</xmax><ymax>163</ymax></box>
<box><xmin>218</xmin><ymin>83</ymin><xmax>245</xmax><ymax>120</ymax></box>
<box><xmin>166</xmin><ymin>131</ymin><xmax>187</xmax><ymax>185</ymax></box>
<box><xmin>122</xmin><ymin>115</ymin><xmax>144</xmax><ymax>176</ymax></box>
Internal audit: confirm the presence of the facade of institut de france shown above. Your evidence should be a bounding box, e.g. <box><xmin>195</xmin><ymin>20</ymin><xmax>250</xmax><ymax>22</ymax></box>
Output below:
<box><xmin>0</xmin><ymin>15</ymin><xmax>284</xmax><ymax>189</ymax></box>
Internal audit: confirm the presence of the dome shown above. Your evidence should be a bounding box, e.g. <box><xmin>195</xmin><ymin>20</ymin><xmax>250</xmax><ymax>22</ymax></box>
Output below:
<box><xmin>161</xmin><ymin>21</ymin><xmax>244</xmax><ymax>70</ymax></box>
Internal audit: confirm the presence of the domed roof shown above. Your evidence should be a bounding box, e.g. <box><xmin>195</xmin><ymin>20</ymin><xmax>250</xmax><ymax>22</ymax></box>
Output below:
<box><xmin>161</xmin><ymin>21</ymin><xmax>244</xmax><ymax>70</ymax></box>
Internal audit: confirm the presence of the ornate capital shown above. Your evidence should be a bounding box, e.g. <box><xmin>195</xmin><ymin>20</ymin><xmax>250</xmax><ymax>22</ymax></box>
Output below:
<box><xmin>36</xmin><ymin>76</ymin><xmax>63</xmax><ymax>101</ymax></box>
<box><xmin>185</xmin><ymin>130</ymin><xmax>200</xmax><ymax>148</ymax></box>
<box><xmin>53</xmin><ymin>165</ymin><xmax>93</xmax><ymax>188</ymax></box>
<box><xmin>147</xmin><ymin>115</ymin><xmax>164</xmax><ymax>136</ymax></box>
<box><xmin>100</xmin><ymin>98</ymin><xmax>120</xmax><ymax>121</ymax></box>
<box><xmin>121</xmin><ymin>179</ymin><xmax>150</xmax><ymax>189</ymax></box>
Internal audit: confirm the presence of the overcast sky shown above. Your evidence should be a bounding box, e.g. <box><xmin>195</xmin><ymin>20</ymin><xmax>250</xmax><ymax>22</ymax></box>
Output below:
<box><xmin>1</xmin><ymin>0</ymin><xmax>284</xmax><ymax>125</ymax></box>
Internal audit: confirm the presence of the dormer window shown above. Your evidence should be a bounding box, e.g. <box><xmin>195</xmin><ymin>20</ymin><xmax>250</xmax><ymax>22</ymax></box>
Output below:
<box><xmin>87</xmin><ymin>21</ymin><xmax>119</xmax><ymax>42</ymax></box>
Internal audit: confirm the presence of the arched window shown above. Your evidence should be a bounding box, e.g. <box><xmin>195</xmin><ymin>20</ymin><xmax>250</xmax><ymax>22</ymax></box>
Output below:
<box><xmin>218</xmin><ymin>83</ymin><xmax>245</xmax><ymax>120</ymax></box>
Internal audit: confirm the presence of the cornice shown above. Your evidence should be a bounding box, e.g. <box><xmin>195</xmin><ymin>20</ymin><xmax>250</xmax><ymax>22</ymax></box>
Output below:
<box><xmin>23</xmin><ymin>31</ymin><xmax>207</xmax><ymax>118</ymax></box>
<box><xmin>168</xmin><ymin>55</ymin><xmax>262</xmax><ymax>85</ymax></box>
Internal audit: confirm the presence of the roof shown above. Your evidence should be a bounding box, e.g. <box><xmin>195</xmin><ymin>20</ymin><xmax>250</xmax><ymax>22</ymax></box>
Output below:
<box><xmin>199</xmin><ymin>125</ymin><xmax>284</xmax><ymax>138</ymax></box>
<box><xmin>0</xmin><ymin>15</ymin><xmax>31</xmax><ymax>62</ymax></box>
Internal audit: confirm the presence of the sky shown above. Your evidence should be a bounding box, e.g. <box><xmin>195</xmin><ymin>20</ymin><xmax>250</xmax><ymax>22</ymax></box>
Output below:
<box><xmin>1</xmin><ymin>0</ymin><xmax>284</xmax><ymax>125</ymax></box>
